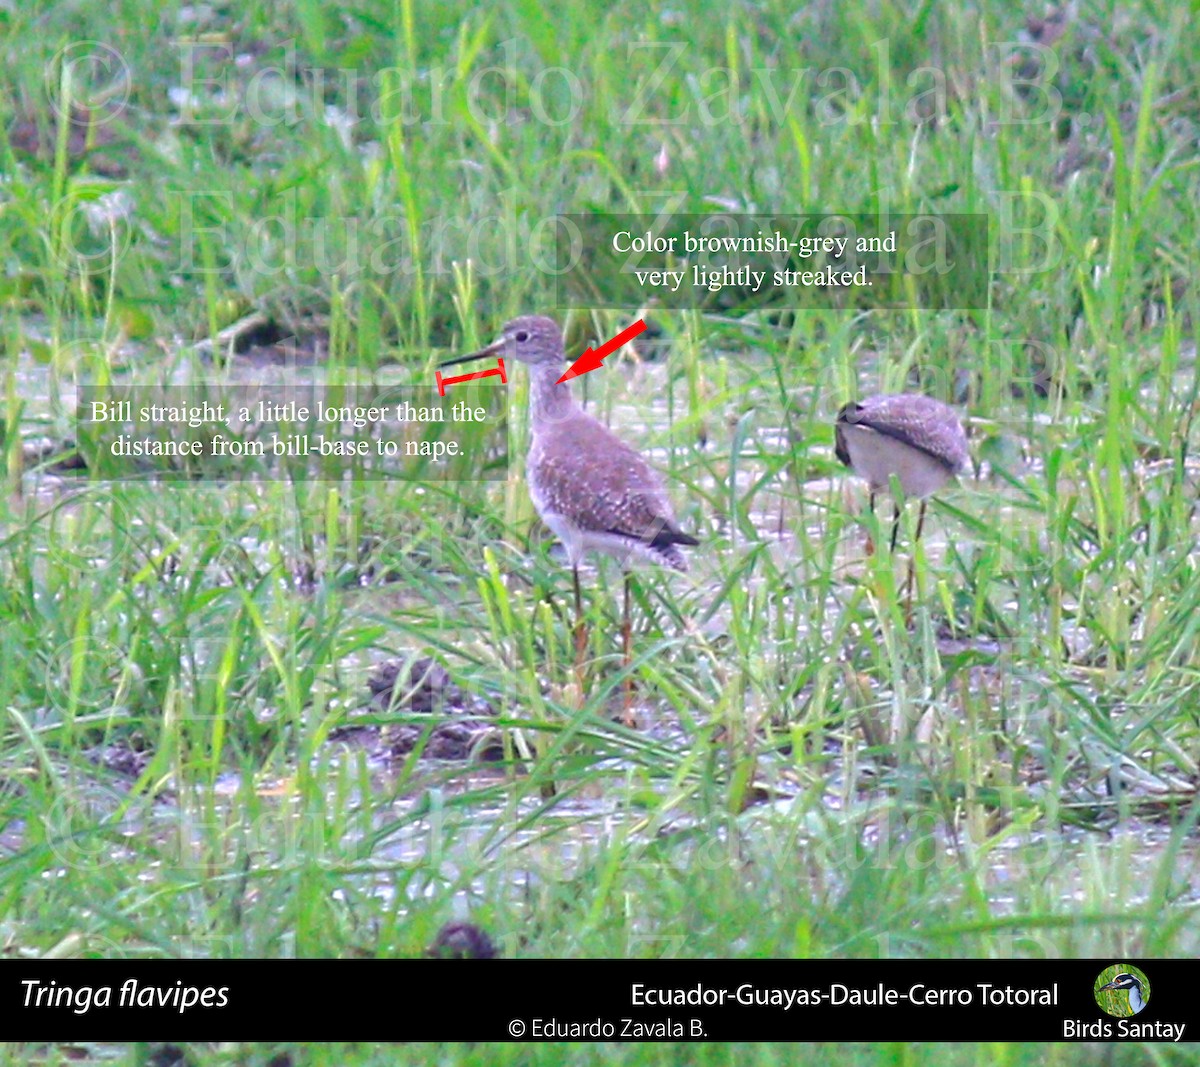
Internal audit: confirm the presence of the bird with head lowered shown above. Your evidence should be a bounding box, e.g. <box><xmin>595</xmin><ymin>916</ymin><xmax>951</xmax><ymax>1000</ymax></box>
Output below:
<box><xmin>834</xmin><ymin>392</ymin><xmax>969</xmax><ymax>610</ymax></box>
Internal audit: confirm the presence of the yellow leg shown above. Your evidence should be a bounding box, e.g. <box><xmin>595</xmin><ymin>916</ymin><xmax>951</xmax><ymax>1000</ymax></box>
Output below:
<box><xmin>621</xmin><ymin>572</ymin><xmax>635</xmax><ymax>726</ymax></box>
<box><xmin>572</xmin><ymin>564</ymin><xmax>588</xmax><ymax>670</ymax></box>
<box><xmin>903</xmin><ymin>500</ymin><xmax>927</xmax><ymax>624</ymax></box>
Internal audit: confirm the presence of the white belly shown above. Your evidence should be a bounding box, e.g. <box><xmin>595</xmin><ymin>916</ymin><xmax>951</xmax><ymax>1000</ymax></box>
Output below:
<box><xmin>841</xmin><ymin>424</ymin><xmax>954</xmax><ymax>498</ymax></box>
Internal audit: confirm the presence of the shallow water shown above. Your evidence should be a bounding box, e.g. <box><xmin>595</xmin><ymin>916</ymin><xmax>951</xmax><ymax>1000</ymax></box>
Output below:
<box><xmin>8</xmin><ymin>336</ymin><xmax>1198</xmax><ymax>950</ymax></box>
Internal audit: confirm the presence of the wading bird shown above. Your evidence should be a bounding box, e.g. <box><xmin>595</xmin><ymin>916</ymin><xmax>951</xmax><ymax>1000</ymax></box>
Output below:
<box><xmin>440</xmin><ymin>316</ymin><xmax>697</xmax><ymax>680</ymax></box>
<box><xmin>835</xmin><ymin>393</ymin><xmax>969</xmax><ymax>552</ymax></box>
<box><xmin>1098</xmin><ymin>973</ymin><xmax>1146</xmax><ymax>1015</ymax></box>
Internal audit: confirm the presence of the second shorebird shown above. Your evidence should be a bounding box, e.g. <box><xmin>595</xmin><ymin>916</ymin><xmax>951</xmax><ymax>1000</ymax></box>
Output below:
<box><xmin>835</xmin><ymin>393</ymin><xmax>969</xmax><ymax>553</ymax></box>
<box><xmin>440</xmin><ymin>316</ymin><xmax>697</xmax><ymax>668</ymax></box>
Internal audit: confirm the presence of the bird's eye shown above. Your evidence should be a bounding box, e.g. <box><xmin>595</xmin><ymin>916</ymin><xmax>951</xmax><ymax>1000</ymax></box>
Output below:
<box><xmin>514</xmin><ymin>331</ymin><xmax>529</xmax><ymax>343</ymax></box>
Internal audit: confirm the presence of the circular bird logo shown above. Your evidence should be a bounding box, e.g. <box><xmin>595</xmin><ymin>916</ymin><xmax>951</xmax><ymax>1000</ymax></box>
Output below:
<box><xmin>1094</xmin><ymin>965</ymin><xmax>1150</xmax><ymax>1017</ymax></box>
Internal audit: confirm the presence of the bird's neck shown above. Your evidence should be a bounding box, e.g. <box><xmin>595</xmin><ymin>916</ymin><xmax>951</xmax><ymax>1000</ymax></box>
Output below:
<box><xmin>527</xmin><ymin>361</ymin><xmax>574</xmax><ymax>428</ymax></box>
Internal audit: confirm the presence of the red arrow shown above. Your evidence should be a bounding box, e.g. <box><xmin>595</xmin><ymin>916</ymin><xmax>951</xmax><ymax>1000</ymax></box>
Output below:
<box><xmin>556</xmin><ymin>319</ymin><xmax>647</xmax><ymax>384</ymax></box>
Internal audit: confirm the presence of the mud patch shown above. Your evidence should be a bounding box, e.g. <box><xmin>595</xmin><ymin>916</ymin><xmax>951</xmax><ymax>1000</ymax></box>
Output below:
<box><xmin>330</xmin><ymin>656</ymin><xmax>503</xmax><ymax>763</ymax></box>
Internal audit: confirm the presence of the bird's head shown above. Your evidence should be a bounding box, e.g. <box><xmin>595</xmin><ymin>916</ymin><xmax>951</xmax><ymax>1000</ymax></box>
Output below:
<box><xmin>441</xmin><ymin>315</ymin><xmax>564</xmax><ymax>370</ymax></box>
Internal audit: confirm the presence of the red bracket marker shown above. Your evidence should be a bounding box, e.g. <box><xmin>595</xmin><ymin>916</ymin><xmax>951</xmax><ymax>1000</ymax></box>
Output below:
<box><xmin>437</xmin><ymin>358</ymin><xmax>507</xmax><ymax>397</ymax></box>
<box><xmin>557</xmin><ymin>320</ymin><xmax>647</xmax><ymax>384</ymax></box>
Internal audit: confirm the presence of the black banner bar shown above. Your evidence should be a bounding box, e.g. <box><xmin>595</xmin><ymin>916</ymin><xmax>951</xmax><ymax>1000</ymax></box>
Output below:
<box><xmin>3</xmin><ymin>959</ymin><xmax>1193</xmax><ymax>1042</ymax></box>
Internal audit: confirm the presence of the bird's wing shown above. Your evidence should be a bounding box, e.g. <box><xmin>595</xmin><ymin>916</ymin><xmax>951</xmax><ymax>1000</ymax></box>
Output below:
<box><xmin>532</xmin><ymin>430</ymin><xmax>693</xmax><ymax>546</ymax></box>
<box><xmin>843</xmin><ymin>396</ymin><xmax>968</xmax><ymax>473</ymax></box>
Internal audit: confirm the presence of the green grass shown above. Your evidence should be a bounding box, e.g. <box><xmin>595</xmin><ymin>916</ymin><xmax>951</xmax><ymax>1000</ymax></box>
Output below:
<box><xmin>0</xmin><ymin>1045</ymin><xmax>1190</xmax><ymax>1067</ymax></box>
<box><xmin>1</xmin><ymin>0</ymin><xmax>1199</xmax><ymax>1063</ymax></box>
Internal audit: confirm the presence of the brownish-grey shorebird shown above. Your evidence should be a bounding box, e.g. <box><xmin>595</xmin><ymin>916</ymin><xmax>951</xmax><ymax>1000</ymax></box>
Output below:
<box><xmin>835</xmin><ymin>392</ymin><xmax>969</xmax><ymax>551</ymax></box>
<box><xmin>441</xmin><ymin>316</ymin><xmax>697</xmax><ymax>678</ymax></box>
